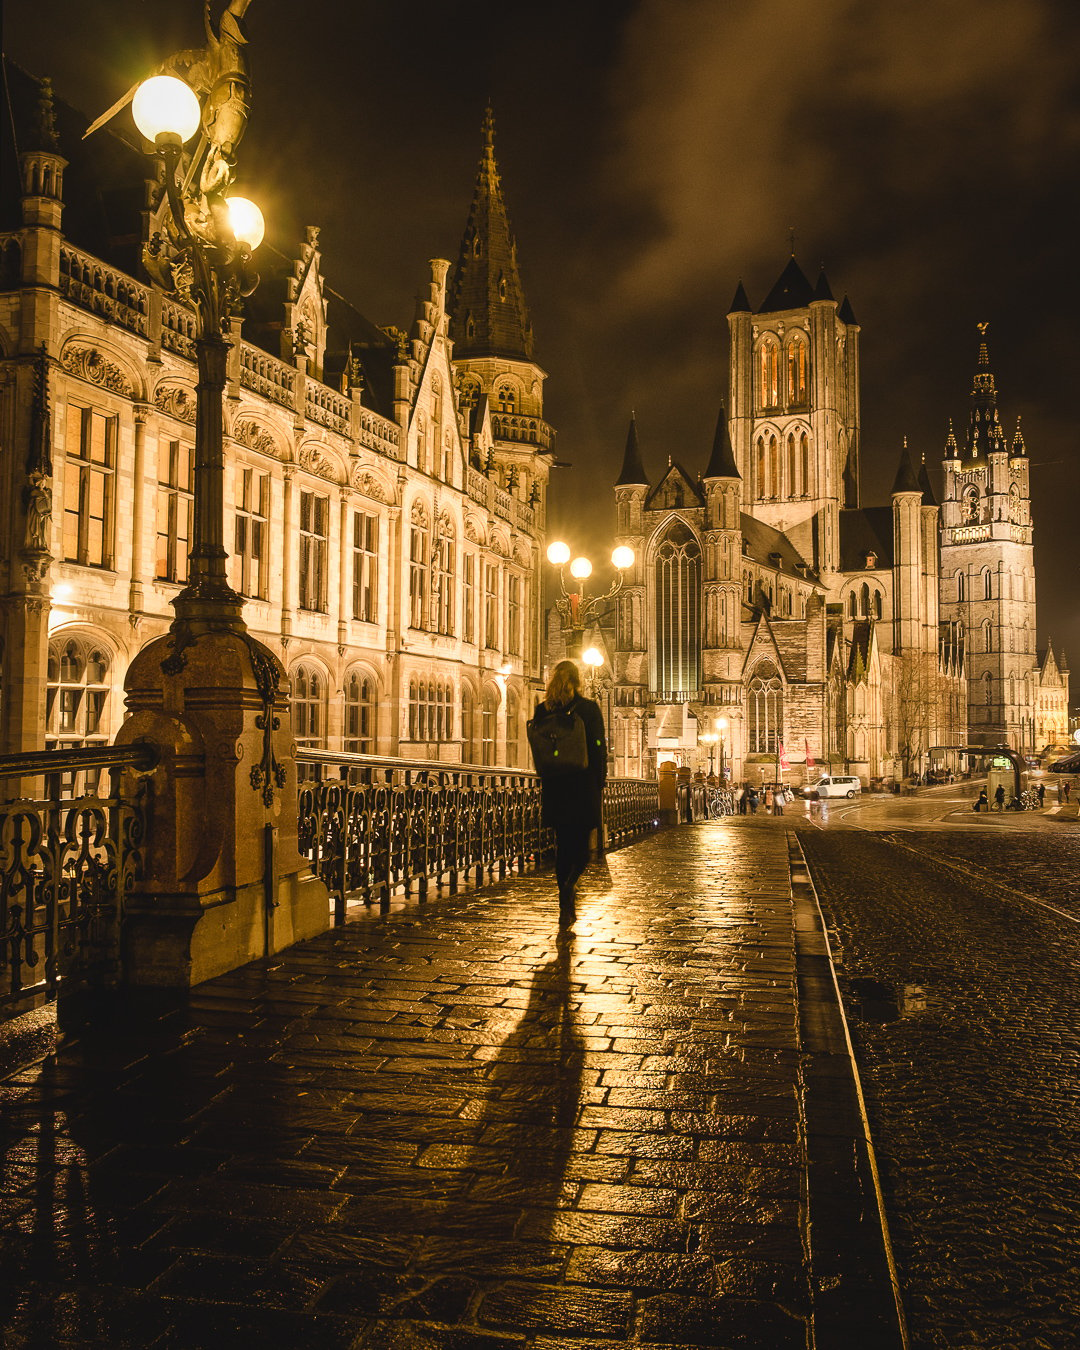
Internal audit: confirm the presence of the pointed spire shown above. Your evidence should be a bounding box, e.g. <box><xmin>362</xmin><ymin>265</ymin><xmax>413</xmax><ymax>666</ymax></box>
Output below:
<box><xmin>29</xmin><ymin>76</ymin><xmax>60</xmax><ymax>153</ymax></box>
<box><xmin>615</xmin><ymin>413</ymin><xmax>649</xmax><ymax>487</ymax></box>
<box><xmin>813</xmin><ymin>266</ymin><xmax>834</xmax><ymax>302</ymax></box>
<box><xmin>891</xmin><ymin>438</ymin><xmax>921</xmax><ymax>495</ymax></box>
<box><xmin>917</xmin><ymin>450</ymin><xmax>936</xmax><ymax>506</ymax></box>
<box><xmin>944</xmin><ymin>418</ymin><xmax>960</xmax><ymax>459</ymax></box>
<box><xmin>728</xmin><ymin>280</ymin><xmax>751</xmax><ymax>314</ymax></box>
<box><xmin>703</xmin><ymin>403</ymin><xmax>740</xmax><ymax>479</ymax></box>
<box><xmin>1011</xmin><ymin>414</ymin><xmax>1026</xmax><ymax>457</ymax></box>
<box><xmin>759</xmin><ymin>256</ymin><xmax>814</xmax><ymax>312</ymax></box>
<box><xmin>837</xmin><ymin>294</ymin><xmax>858</xmax><ymax>325</ymax></box>
<box><xmin>965</xmin><ymin>321</ymin><xmax>1007</xmax><ymax>459</ymax></box>
<box><xmin>447</xmin><ymin>105</ymin><xmax>533</xmax><ymax>360</ymax></box>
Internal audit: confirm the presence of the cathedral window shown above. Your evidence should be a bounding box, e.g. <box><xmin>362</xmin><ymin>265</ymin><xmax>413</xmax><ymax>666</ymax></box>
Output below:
<box><xmin>654</xmin><ymin>520</ymin><xmax>702</xmax><ymax>695</ymax></box>
<box><xmin>495</xmin><ymin>384</ymin><xmax>517</xmax><ymax>413</ymax></box>
<box><xmin>786</xmin><ymin>334</ymin><xmax>809</xmax><ymax>405</ymax></box>
<box><xmin>956</xmin><ymin>570</ymin><xmax>965</xmax><ymax>602</ymax></box>
<box><xmin>873</xmin><ymin>590</ymin><xmax>883</xmax><ymax>620</ymax></box>
<box><xmin>848</xmin><ymin>591</ymin><xmax>857</xmax><ymax>619</ymax></box>
<box><xmin>343</xmin><ymin>670</ymin><xmax>377</xmax><ymax>755</ymax></box>
<box><xmin>233</xmin><ymin>467</ymin><xmax>269</xmax><ymax>599</ymax></box>
<box><xmin>352</xmin><ymin>510</ymin><xmax>379</xmax><ymax>623</ymax></box>
<box><xmin>755</xmin><ymin>437</ymin><xmax>766</xmax><ymax>499</ymax></box>
<box><xmin>459</xmin><ymin>377</ymin><xmax>480</xmax><ymax>410</ymax></box>
<box><xmin>466</xmin><ymin>316</ymin><xmax>476</xmax><ymax>341</ymax></box>
<box><xmin>416</xmin><ymin>412</ymin><xmax>428</xmax><ymax>473</ymax></box>
<box><xmin>787</xmin><ymin>434</ymin><xmax>797</xmax><ymax>496</ymax></box>
<box><xmin>1009</xmin><ymin>483</ymin><xmax>1021</xmax><ymax>522</ymax></box>
<box><xmin>46</xmin><ymin>638</ymin><xmax>111</xmax><ymax>754</ymax></box>
<box><xmin>984</xmin><ymin>622</ymin><xmax>993</xmax><ymax>653</ymax></box>
<box><xmin>983</xmin><ymin>569</ymin><xmax>992</xmax><ymax>600</ymax></box>
<box><xmin>747</xmin><ymin>662</ymin><xmax>783</xmax><ymax>754</ymax></box>
<box><xmin>768</xmin><ymin>436</ymin><xmax>778</xmax><ymax>498</ymax></box>
<box><xmin>498</xmin><ymin>274</ymin><xmax>508</xmax><ymax>301</ymax></box>
<box><xmin>759</xmin><ymin>340</ymin><xmax>780</xmax><ymax>409</ymax></box>
<box><xmin>472</xmin><ymin>235</ymin><xmax>482</xmax><ymax>258</ymax></box>
<box><xmin>745</xmin><ymin>570</ymin><xmax>754</xmax><ymax>604</ymax></box>
<box><xmin>801</xmin><ymin>434</ymin><xmax>810</xmax><ymax>497</ymax></box>
<box><xmin>292</xmin><ymin>663</ymin><xmax>326</xmax><ymax>750</ymax></box>
<box><xmin>298</xmin><ymin>490</ymin><xmax>329</xmax><ymax>612</ymax></box>
<box><xmin>155</xmin><ymin>439</ymin><xmax>194</xmax><ymax>584</ymax></box>
<box><xmin>984</xmin><ymin>671</ymin><xmax>992</xmax><ymax>705</ymax></box>
<box><xmin>63</xmin><ymin>406</ymin><xmax>116</xmax><ymax>569</ymax></box>
<box><xmin>860</xmin><ymin>583</ymin><xmax>870</xmax><ymax>617</ymax></box>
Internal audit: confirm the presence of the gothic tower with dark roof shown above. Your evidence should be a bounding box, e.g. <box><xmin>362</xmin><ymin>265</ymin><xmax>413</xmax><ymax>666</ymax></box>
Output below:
<box><xmin>448</xmin><ymin>107</ymin><xmax>553</xmax><ymax>517</ymax></box>
<box><xmin>939</xmin><ymin>325</ymin><xmax>1036</xmax><ymax>747</ymax></box>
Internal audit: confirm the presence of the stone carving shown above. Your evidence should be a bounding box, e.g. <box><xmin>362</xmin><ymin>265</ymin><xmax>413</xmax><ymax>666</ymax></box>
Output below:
<box><xmin>299</xmin><ymin>443</ymin><xmax>339</xmax><ymax>481</ymax></box>
<box><xmin>23</xmin><ymin>470</ymin><xmax>52</xmax><ymax>553</ymax></box>
<box><xmin>464</xmin><ymin>515</ymin><xmax>484</xmax><ymax>544</ymax></box>
<box><xmin>437</xmin><ymin>509</ymin><xmax>455</xmax><ymax>538</ymax></box>
<box><xmin>60</xmin><ymin>346</ymin><xmax>133</xmax><ymax>396</ymax></box>
<box><xmin>490</xmin><ymin>531</ymin><xmax>509</xmax><ymax>558</ymax></box>
<box><xmin>351</xmin><ymin>465</ymin><xmax>387</xmax><ymax>501</ymax></box>
<box><xmin>154</xmin><ymin>383</ymin><xmax>197</xmax><ymax>424</ymax></box>
<box><xmin>233</xmin><ymin>418</ymin><xmax>279</xmax><ymax>458</ymax></box>
<box><xmin>410</xmin><ymin>498</ymin><xmax>429</xmax><ymax>528</ymax></box>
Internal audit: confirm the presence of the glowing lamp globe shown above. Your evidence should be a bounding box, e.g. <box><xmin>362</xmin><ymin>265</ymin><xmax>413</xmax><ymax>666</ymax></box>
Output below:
<box><xmin>132</xmin><ymin>76</ymin><xmax>201</xmax><ymax>146</ymax></box>
<box><xmin>546</xmin><ymin>540</ymin><xmax>571</xmax><ymax>566</ymax></box>
<box><xmin>569</xmin><ymin>556</ymin><xmax>592</xmax><ymax>580</ymax></box>
<box><xmin>611</xmin><ymin>545</ymin><xmax>635</xmax><ymax>570</ymax></box>
<box><xmin>225</xmin><ymin>196</ymin><xmax>265</xmax><ymax>251</ymax></box>
<box><xmin>582</xmin><ymin>647</ymin><xmax>604</xmax><ymax>668</ymax></box>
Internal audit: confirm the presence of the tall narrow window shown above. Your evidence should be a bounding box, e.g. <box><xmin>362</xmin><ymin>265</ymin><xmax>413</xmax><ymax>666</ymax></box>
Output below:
<box><xmin>409</xmin><ymin>524</ymin><xmax>429</xmax><ymax>629</ymax></box>
<box><xmin>786</xmin><ymin>434</ymin><xmax>797</xmax><ymax>497</ymax></box>
<box><xmin>155</xmin><ymin>439</ymin><xmax>194</xmax><ymax>583</ymax></box>
<box><xmin>343</xmin><ymin>670</ymin><xmax>376</xmax><ymax>754</ymax></box>
<box><xmin>801</xmin><ymin>434</ymin><xmax>810</xmax><ymax>497</ymax></box>
<box><xmin>462</xmin><ymin>552</ymin><xmax>476</xmax><ymax>644</ymax></box>
<box><xmin>983</xmin><ymin>570</ymin><xmax>993</xmax><ymax>600</ymax></box>
<box><xmin>416</xmin><ymin>413</ymin><xmax>427</xmax><ymax>474</ymax></box>
<box><xmin>760</xmin><ymin>342</ymin><xmax>779</xmax><ymax>408</ymax></box>
<box><xmin>298</xmin><ymin>490</ymin><xmax>329</xmax><ymax>611</ymax></box>
<box><xmin>747</xmin><ymin>662</ymin><xmax>783</xmax><ymax>753</ymax></box>
<box><xmin>484</xmin><ymin>563</ymin><xmax>499</xmax><ymax>649</ymax></box>
<box><xmin>64</xmin><ymin>406</ymin><xmax>116</xmax><ymax>568</ymax></box>
<box><xmin>433</xmin><ymin>529</ymin><xmax>455</xmax><ymax>635</ymax></box>
<box><xmin>507</xmin><ymin>574</ymin><xmax>522</xmax><ymax>655</ymax></box>
<box><xmin>234</xmin><ymin>467</ymin><xmax>269</xmax><ymax>598</ymax></box>
<box><xmin>787</xmin><ymin>335</ymin><xmax>808</xmax><ymax>404</ymax></box>
<box><xmin>755</xmin><ymin>438</ymin><xmax>766</xmax><ymax>500</ymax></box>
<box><xmin>481</xmin><ymin>687</ymin><xmax>498</xmax><ymax>765</ymax></box>
<box><xmin>292</xmin><ymin>664</ymin><xmax>325</xmax><ymax>748</ymax></box>
<box><xmin>461</xmin><ymin>685</ymin><xmax>476</xmax><ymax>761</ymax></box>
<box><xmin>351</xmin><ymin>510</ymin><xmax>379</xmax><ymax>623</ymax></box>
<box><xmin>768</xmin><ymin>436</ymin><xmax>778</xmax><ymax>498</ymax></box>
<box><xmin>46</xmin><ymin>638</ymin><xmax>111</xmax><ymax>750</ymax></box>
<box><xmin>654</xmin><ymin>521</ymin><xmax>702</xmax><ymax>695</ymax></box>
<box><xmin>956</xmin><ymin>571</ymin><xmax>965</xmax><ymax>602</ymax></box>
<box><xmin>506</xmin><ymin>688</ymin><xmax>520</xmax><ymax>767</ymax></box>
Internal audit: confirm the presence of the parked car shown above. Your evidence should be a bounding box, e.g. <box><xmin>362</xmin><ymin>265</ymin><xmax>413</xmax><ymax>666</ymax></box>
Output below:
<box><xmin>804</xmin><ymin>774</ymin><xmax>862</xmax><ymax>799</ymax></box>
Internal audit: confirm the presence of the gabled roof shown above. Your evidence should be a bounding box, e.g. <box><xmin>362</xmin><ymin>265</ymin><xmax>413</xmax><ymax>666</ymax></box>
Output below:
<box><xmin>758</xmin><ymin>256</ymin><xmax>815</xmax><ymax>312</ymax></box>
<box><xmin>447</xmin><ymin>105</ymin><xmax>534</xmax><ymax>362</ymax></box>
<box><xmin>839</xmin><ymin>507</ymin><xmax>894</xmax><ymax>572</ymax></box>
<box><xmin>739</xmin><ymin>514</ymin><xmax>816</xmax><ymax>576</ymax></box>
<box><xmin>703</xmin><ymin>404</ymin><xmax>740</xmax><ymax>479</ymax></box>
<box><xmin>615</xmin><ymin>414</ymin><xmax>649</xmax><ymax>486</ymax></box>
<box><xmin>645</xmin><ymin>461</ymin><xmax>705</xmax><ymax>511</ymax></box>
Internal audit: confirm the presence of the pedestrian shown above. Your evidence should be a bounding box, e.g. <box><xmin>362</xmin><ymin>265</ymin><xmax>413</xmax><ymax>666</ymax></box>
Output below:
<box><xmin>748</xmin><ymin>787</ymin><xmax>759</xmax><ymax>814</ymax></box>
<box><xmin>774</xmin><ymin>786</ymin><xmax>785</xmax><ymax>817</ymax></box>
<box><xmin>1064</xmin><ymin>781</ymin><xmax>1072</xmax><ymax>804</ymax></box>
<box><xmin>1037</xmin><ymin>782</ymin><xmax>1045</xmax><ymax>807</ymax></box>
<box><xmin>974</xmin><ymin>788</ymin><xmax>988</xmax><ymax>812</ymax></box>
<box><xmin>527</xmin><ymin>659</ymin><xmax>606</xmax><ymax>925</ymax></box>
<box><xmin>764</xmin><ymin>785</ymin><xmax>774</xmax><ymax>814</ymax></box>
<box><xmin>736</xmin><ymin>783</ymin><xmax>747</xmax><ymax>815</ymax></box>
<box><xmin>993</xmin><ymin>783</ymin><xmax>1005</xmax><ymax>811</ymax></box>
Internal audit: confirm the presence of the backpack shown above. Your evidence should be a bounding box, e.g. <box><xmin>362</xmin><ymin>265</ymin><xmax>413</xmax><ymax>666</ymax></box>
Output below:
<box><xmin>527</xmin><ymin>705</ymin><xmax>589</xmax><ymax>775</ymax></box>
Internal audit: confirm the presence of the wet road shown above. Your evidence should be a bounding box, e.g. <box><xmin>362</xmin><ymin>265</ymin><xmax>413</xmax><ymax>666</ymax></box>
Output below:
<box><xmin>798</xmin><ymin>818</ymin><xmax>1080</xmax><ymax>1350</ymax></box>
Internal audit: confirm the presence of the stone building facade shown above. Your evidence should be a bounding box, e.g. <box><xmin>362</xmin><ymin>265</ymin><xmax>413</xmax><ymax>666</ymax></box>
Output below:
<box><xmin>0</xmin><ymin>71</ymin><xmax>552</xmax><ymax>769</ymax></box>
<box><xmin>610</xmin><ymin>259</ymin><xmax>1063</xmax><ymax>785</ymax></box>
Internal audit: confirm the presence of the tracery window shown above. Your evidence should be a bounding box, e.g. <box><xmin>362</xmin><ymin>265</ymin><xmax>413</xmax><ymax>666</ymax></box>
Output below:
<box><xmin>46</xmin><ymin>638</ymin><xmax>110</xmax><ymax>750</ymax></box>
<box><xmin>654</xmin><ymin>520</ymin><xmax>701</xmax><ymax>695</ymax></box>
<box><xmin>787</xmin><ymin>434</ymin><xmax>797</xmax><ymax>497</ymax></box>
<box><xmin>747</xmin><ymin>661</ymin><xmax>783</xmax><ymax>754</ymax></box>
<box><xmin>800</xmin><ymin>433</ymin><xmax>810</xmax><ymax>496</ymax></box>
<box><xmin>768</xmin><ymin>435</ymin><xmax>778</xmax><ymax>498</ymax></box>
<box><xmin>759</xmin><ymin>340</ymin><xmax>780</xmax><ymax>408</ymax></box>
<box><xmin>292</xmin><ymin>664</ymin><xmax>326</xmax><ymax>750</ymax></box>
<box><xmin>755</xmin><ymin>437</ymin><xmax>766</xmax><ymax>499</ymax></box>
<box><xmin>462</xmin><ymin>553</ymin><xmax>476</xmax><ymax>644</ymax></box>
<box><xmin>495</xmin><ymin>384</ymin><xmax>517</xmax><ymax>413</ymax></box>
<box><xmin>787</xmin><ymin>334</ymin><xmax>809</xmax><ymax>404</ymax></box>
<box><xmin>343</xmin><ymin>670</ymin><xmax>376</xmax><ymax>754</ymax></box>
<box><xmin>983</xmin><ymin>569</ymin><xmax>993</xmax><ymax>600</ymax></box>
<box><xmin>483</xmin><ymin>563</ymin><xmax>499</xmax><ymax>649</ymax></box>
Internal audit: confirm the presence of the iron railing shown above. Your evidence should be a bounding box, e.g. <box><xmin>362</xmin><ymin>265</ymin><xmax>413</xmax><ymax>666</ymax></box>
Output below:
<box><xmin>0</xmin><ymin>745</ymin><xmax>154</xmax><ymax>1016</ymax></box>
<box><xmin>296</xmin><ymin>750</ymin><xmax>660</xmax><ymax>923</ymax></box>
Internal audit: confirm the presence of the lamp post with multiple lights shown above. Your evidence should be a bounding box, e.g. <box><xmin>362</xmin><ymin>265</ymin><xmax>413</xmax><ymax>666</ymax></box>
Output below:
<box><xmin>546</xmin><ymin>540</ymin><xmax>634</xmax><ymax>663</ymax></box>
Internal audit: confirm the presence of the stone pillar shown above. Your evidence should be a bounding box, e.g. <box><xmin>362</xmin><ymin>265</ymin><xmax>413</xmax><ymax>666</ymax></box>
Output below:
<box><xmin>658</xmin><ymin>760</ymin><xmax>678</xmax><ymax>826</ymax></box>
<box><xmin>114</xmin><ymin>629</ymin><xmax>329</xmax><ymax>987</ymax></box>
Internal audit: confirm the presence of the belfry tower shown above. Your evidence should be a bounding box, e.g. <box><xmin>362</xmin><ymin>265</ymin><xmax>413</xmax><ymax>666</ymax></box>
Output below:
<box><xmin>939</xmin><ymin>325</ymin><xmax>1035</xmax><ymax>749</ymax></box>
<box><xmin>448</xmin><ymin>106</ymin><xmax>552</xmax><ymax>513</ymax></box>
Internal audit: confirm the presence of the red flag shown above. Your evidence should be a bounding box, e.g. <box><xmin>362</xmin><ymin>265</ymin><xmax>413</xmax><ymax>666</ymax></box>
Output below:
<box><xmin>778</xmin><ymin>741</ymin><xmax>790</xmax><ymax>771</ymax></box>
<box><xmin>805</xmin><ymin>739</ymin><xmax>815</xmax><ymax>768</ymax></box>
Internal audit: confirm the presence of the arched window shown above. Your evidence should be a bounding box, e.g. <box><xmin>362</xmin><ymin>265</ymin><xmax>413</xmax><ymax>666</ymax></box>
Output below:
<box><xmin>343</xmin><ymin>670</ymin><xmax>376</xmax><ymax>754</ymax></box>
<box><xmin>768</xmin><ymin>436</ymin><xmax>778</xmax><ymax>497</ymax></box>
<box><xmin>495</xmin><ymin>383</ymin><xmax>517</xmax><ymax>413</ymax></box>
<box><xmin>760</xmin><ymin>341</ymin><xmax>780</xmax><ymax>408</ymax></box>
<box><xmin>461</xmin><ymin>685</ymin><xmax>476</xmax><ymax>762</ymax></box>
<box><xmin>46</xmin><ymin>637</ymin><xmax>111</xmax><ymax>749</ymax></box>
<box><xmin>800</xmin><ymin>433</ymin><xmax>810</xmax><ymax>497</ymax></box>
<box><xmin>984</xmin><ymin>622</ymin><xmax>994</xmax><ymax>653</ymax></box>
<box><xmin>481</xmin><ymin>686</ymin><xmax>498</xmax><ymax>765</ymax></box>
<box><xmin>787</xmin><ymin>434</ymin><xmax>797</xmax><ymax>496</ymax></box>
<box><xmin>292</xmin><ymin>664</ymin><xmax>326</xmax><ymax>749</ymax></box>
<box><xmin>747</xmin><ymin>662</ymin><xmax>783</xmax><ymax>754</ymax></box>
<box><xmin>755</xmin><ymin>437</ymin><xmax>766</xmax><ymax>499</ymax></box>
<box><xmin>506</xmin><ymin>687</ymin><xmax>521</xmax><ymax>767</ymax></box>
<box><xmin>433</xmin><ymin>525</ymin><xmax>456</xmax><ymax>636</ymax></box>
<box><xmin>873</xmin><ymin>590</ymin><xmax>883</xmax><ymax>620</ymax></box>
<box><xmin>848</xmin><ymin>591</ymin><xmax>857</xmax><ymax>619</ymax></box>
<box><xmin>983</xmin><ymin>570</ymin><xmax>993</xmax><ymax>600</ymax></box>
<box><xmin>956</xmin><ymin>570</ymin><xmax>965</xmax><ymax>602</ymax></box>
<box><xmin>787</xmin><ymin>334</ymin><xmax>809</xmax><ymax>404</ymax></box>
<box><xmin>860</xmin><ymin>582</ymin><xmax>870</xmax><ymax>617</ymax></box>
<box><xmin>654</xmin><ymin>520</ymin><xmax>702</xmax><ymax>695</ymax></box>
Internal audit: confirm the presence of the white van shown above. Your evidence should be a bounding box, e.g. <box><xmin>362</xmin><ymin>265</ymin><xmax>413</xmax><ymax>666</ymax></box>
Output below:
<box><xmin>807</xmin><ymin>774</ymin><xmax>861</xmax><ymax>799</ymax></box>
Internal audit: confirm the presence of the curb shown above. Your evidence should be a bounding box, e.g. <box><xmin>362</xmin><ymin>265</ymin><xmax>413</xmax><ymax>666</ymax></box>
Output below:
<box><xmin>788</xmin><ymin>832</ymin><xmax>909</xmax><ymax>1350</ymax></box>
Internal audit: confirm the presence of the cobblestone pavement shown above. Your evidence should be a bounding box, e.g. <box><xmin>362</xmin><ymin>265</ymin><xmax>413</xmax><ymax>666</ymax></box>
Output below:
<box><xmin>798</xmin><ymin>827</ymin><xmax>1080</xmax><ymax>1350</ymax></box>
<box><xmin>0</xmin><ymin>822</ymin><xmax>893</xmax><ymax>1350</ymax></box>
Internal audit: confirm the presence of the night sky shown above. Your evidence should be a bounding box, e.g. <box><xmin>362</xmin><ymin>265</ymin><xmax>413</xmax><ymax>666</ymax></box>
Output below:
<box><xmin>6</xmin><ymin>0</ymin><xmax>1079</xmax><ymax>690</ymax></box>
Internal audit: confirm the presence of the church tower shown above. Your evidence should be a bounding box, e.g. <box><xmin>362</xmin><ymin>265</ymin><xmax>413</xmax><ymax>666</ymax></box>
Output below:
<box><xmin>448</xmin><ymin>106</ymin><xmax>552</xmax><ymax>514</ymax></box>
<box><xmin>700</xmin><ymin>405</ymin><xmax>744</xmax><ymax>708</ymax></box>
<box><xmin>727</xmin><ymin>260</ymin><xmax>860</xmax><ymax>578</ymax></box>
<box><xmin>939</xmin><ymin>326</ymin><xmax>1035</xmax><ymax>749</ymax></box>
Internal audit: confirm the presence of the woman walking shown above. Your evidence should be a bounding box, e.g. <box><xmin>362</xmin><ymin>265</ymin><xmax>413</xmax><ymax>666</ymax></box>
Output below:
<box><xmin>528</xmin><ymin>660</ymin><xmax>607</xmax><ymax>924</ymax></box>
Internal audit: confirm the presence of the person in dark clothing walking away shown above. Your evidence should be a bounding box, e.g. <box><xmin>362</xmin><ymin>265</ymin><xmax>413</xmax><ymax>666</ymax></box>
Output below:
<box><xmin>528</xmin><ymin>660</ymin><xmax>607</xmax><ymax>925</ymax></box>
<box><xmin>994</xmin><ymin>783</ymin><xmax>1006</xmax><ymax>811</ymax></box>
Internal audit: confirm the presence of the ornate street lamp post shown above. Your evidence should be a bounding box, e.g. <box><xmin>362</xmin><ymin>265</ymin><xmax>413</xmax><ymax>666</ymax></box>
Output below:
<box><xmin>716</xmin><ymin>716</ymin><xmax>728</xmax><ymax>781</ymax></box>
<box><xmin>699</xmin><ymin>730</ymin><xmax>717</xmax><ymax>775</ymax></box>
<box><xmin>547</xmin><ymin>540</ymin><xmax>634</xmax><ymax>662</ymax></box>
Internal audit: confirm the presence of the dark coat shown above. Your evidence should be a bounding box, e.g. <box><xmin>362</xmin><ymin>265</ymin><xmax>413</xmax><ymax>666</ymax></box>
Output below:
<box><xmin>532</xmin><ymin>695</ymin><xmax>607</xmax><ymax>831</ymax></box>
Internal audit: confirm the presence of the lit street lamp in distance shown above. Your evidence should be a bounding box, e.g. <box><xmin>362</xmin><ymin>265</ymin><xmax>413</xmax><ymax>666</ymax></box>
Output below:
<box><xmin>546</xmin><ymin>540</ymin><xmax>635</xmax><ymax>662</ymax></box>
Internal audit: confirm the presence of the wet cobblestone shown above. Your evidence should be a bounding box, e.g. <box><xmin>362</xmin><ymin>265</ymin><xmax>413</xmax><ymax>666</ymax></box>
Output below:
<box><xmin>1</xmin><ymin>823</ymin><xmax>858</xmax><ymax>1349</ymax></box>
<box><xmin>799</xmin><ymin>827</ymin><xmax>1080</xmax><ymax>1350</ymax></box>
